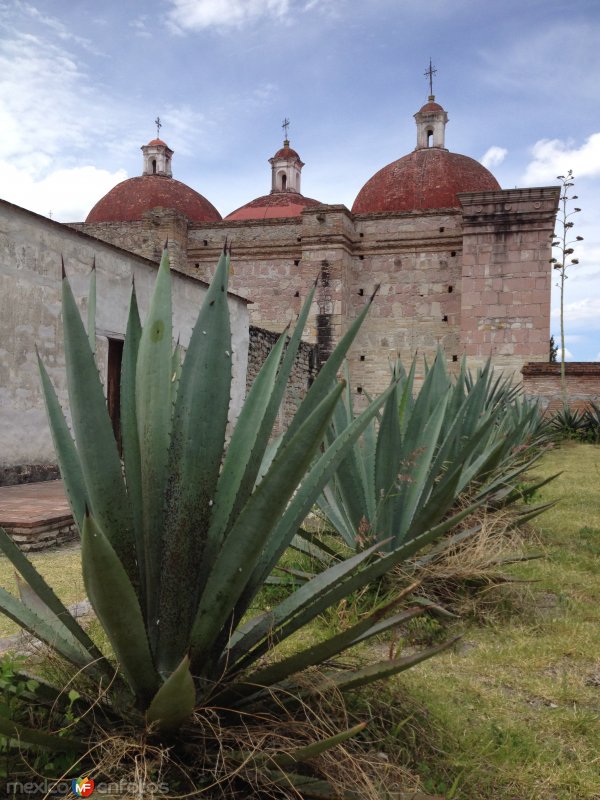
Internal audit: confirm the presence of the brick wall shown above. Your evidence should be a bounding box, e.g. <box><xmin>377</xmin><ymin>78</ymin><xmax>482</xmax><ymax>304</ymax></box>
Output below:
<box><xmin>522</xmin><ymin>362</ymin><xmax>600</xmax><ymax>413</ymax></box>
<box><xmin>247</xmin><ymin>326</ymin><xmax>318</xmax><ymax>433</ymax></box>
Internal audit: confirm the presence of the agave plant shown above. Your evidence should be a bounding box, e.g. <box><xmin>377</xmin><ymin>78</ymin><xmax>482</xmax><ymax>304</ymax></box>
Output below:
<box><xmin>583</xmin><ymin>401</ymin><xmax>600</xmax><ymax>443</ymax></box>
<box><xmin>311</xmin><ymin>353</ymin><xmax>554</xmax><ymax>558</ymax></box>
<box><xmin>0</xmin><ymin>246</ymin><xmax>469</xmax><ymax>798</ymax></box>
<box><xmin>549</xmin><ymin>403</ymin><xmax>587</xmax><ymax>440</ymax></box>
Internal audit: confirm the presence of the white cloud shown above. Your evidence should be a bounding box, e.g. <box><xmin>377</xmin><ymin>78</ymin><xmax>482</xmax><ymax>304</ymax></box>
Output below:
<box><xmin>481</xmin><ymin>146</ymin><xmax>507</xmax><ymax>169</ymax></box>
<box><xmin>130</xmin><ymin>16</ymin><xmax>152</xmax><ymax>38</ymax></box>
<box><xmin>167</xmin><ymin>0</ymin><xmax>290</xmax><ymax>32</ymax></box>
<box><xmin>523</xmin><ymin>133</ymin><xmax>600</xmax><ymax>185</ymax></box>
<box><xmin>551</xmin><ymin>297</ymin><xmax>600</xmax><ymax>326</ymax></box>
<box><xmin>557</xmin><ymin>347</ymin><xmax>574</xmax><ymax>361</ymax></box>
<box><xmin>0</xmin><ymin>162</ymin><xmax>126</xmax><ymax>222</ymax></box>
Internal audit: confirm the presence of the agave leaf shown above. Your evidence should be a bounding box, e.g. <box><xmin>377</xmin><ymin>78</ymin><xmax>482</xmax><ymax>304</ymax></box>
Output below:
<box><xmin>270</xmin><ymin>722</ymin><xmax>367</xmax><ymax>767</ymax></box>
<box><xmin>0</xmin><ymin>526</ymin><xmax>106</xmax><ymax>668</ymax></box>
<box><xmin>282</xmin><ymin>287</ymin><xmax>379</xmax><ymax>445</ymax></box>
<box><xmin>316</xmin><ymin>484</ymin><xmax>357</xmax><ymax>548</ymax></box>
<box><xmin>393</xmin><ymin>389</ymin><xmax>450</xmax><ymax>545</ymax></box>
<box><xmin>61</xmin><ymin>264</ymin><xmax>137</xmax><ymax>587</ymax></box>
<box><xmin>373</xmin><ymin>380</ymin><xmax>402</xmax><ymax>540</ymax></box>
<box><xmin>513</xmin><ymin>501</ymin><xmax>558</xmax><ymax>525</ymax></box>
<box><xmin>120</xmin><ymin>282</ymin><xmax>145</xmax><ymax>601</ymax></box>
<box><xmin>219</xmin><ymin>280</ymin><xmax>318</xmax><ymax>522</ymax></box>
<box><xmin>0</xmin><ymin>586</ymin><xmax>95</xmax><ymax>670</ymax></box>
<box><xmin>189</xmin><ymin>382</ymin><xmax>346</xmax><ymax>675</ymax></box>
<box><xmin>146</xmin><ymin>655</ymin><xmax>195</xmax><ymax>734</ymax></box>
<box><xmin>87</xmin><ymin>258</ymin><xmax>96</xmax><ymax>356</ymax></box>
<box><xmin>157</xmin><ymin>248</ymin><xmax>231</xmax><ymax>672</ymax></box>
<box><xmin>207</xmin><ymin>324</ymin><xmax>288</xmax><ymax>552</ymax></box>
<box><xmin>313</xmin><ymin>636</ymin><xmax>460</xmax><ymax>694</ymax></box>
<box><xmin>326</xmin><ymin>368</ymin><xmax>370</xmax><ymax>534</ymax></box>
<box><xmin>223</xmin><ymin>540</ymin><xmax>389</xmax><ymax>675</ymax></box>
<box><xmin>230</xmin><ymin>383</ymin><xmax>398</xmax><ymax>628</ymax></box>
<box><xmin>135</xmin><ymin>246</ymin><xmax>174</xmax><ymax>639</ymax></box>
<box><xmin>261</xmin><ymin>770</ymin><xmax>361</xmax><ymax>800</ymax></box>
<box><xmin>0</xmin><ymin>714</ymin><xmax>83</xmax><ymax>753</ymax></box>
<box><xmin>170</xmin><ymin>339</ymin><xmax>183</xmax><ymax>406</ymax></box>
<box><xmin>237</xmin><ymin>501</ymin><xmax>483</xmax><ymax>675</ymax></box>
<box><xmin>36</xmin><ymin>353</ymin><xmax>88</xmax><ymax>530</ymax></box>
<box><xmin>230</xmin><ymin>604</ymin><xmax>427</xmax><ymax>703</ymax></box>
<box><xmin>81</xmin><ymin>512</ymin><xmax>159</xmax><ymax>704</ymax></box>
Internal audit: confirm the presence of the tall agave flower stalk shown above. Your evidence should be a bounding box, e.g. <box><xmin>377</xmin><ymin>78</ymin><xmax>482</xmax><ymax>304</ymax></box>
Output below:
<box><xmin>0</xmin><ymin>245</ymin><xmax>469</xmax><ymax>797</ymax></box>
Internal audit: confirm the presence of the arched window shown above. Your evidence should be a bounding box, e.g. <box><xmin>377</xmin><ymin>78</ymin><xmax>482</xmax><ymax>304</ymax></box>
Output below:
<box><xmin>152</xmin><ymin>159</ymin><xmax>157</xmax><ymax>174</ymax></box>
<box><xmin>427</xmin><ymin>129</ymin><xmax>433</xmax><ymax>147</ymax></box>
<box><xmin>280</xmin><ymin>173</ymin><xmax>287</xmax><ymax>190</ymax></box>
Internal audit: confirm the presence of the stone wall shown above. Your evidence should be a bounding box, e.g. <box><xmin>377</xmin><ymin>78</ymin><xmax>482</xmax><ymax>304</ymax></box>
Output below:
<box><xmin>522</xmin><ymin>362</ymin><xmax>600</xmax><ymax>413</ymax></box>
<box><xmin>0</xmin><ymin>199</ymin><xmax>249</xmax><ymax>471</ymax></box>
<box><xmin>459</xmin><ymin>187</ymin><xmax>560</xmax><ymax>378</ymax></box>
<box><xmin>247</xmin><ymin>326</ymin><xmax>318</xmax><ymax>433</ymax></box>
<box><xmin>70</xmin><ymin>207</ymin><xmax>190</xmax><ymax>274</ymax></box>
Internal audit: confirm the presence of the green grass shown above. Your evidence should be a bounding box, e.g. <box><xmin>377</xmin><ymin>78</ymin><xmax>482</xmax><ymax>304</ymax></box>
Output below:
<box><xmin>0</xmin><ymin>543</ymin><xmax>84</xmax><ymax>639</ymax></box>
<box><xmin>383</xmin><ymin>441</ymin><xmax>600</xmax><ymax>799</ymax></box>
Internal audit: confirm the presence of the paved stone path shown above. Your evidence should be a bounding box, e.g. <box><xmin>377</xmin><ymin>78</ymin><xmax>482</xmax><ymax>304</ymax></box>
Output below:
<box><xmin>0</xmin><ymin>480</ymin><xmax>70</xmax><ymax>526</ymax></box>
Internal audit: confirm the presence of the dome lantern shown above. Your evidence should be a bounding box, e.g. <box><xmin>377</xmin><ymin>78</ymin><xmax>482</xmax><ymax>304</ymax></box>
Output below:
<box><xmin>269</xmin><ymin>140</ymin><xmax>304</xmax><ymax>193</ymax></box>
<box><xmin>414</xmin><ymin>96</ymin><xmax>449</xmax><ymax>150</ymax></box>
<box><xmin>141</xmin><ymin>138</ymin><xmax>173</xmax><ymax>177</ymax></box>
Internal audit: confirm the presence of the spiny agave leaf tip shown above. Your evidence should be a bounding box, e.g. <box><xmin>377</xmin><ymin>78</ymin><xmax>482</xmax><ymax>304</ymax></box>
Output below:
<box><xmin>61</xmin><ymin>255</ymin><xmax>66</xmax><ymax>279</ymax></box>
<box><xmin>369</xmin><ymin>284</ymin><xmax>381</xmax><ymax>302</ymax></box>
<box><xmin>91</xmin><ymin>256</ymin><xmax>96</xmax><ymax>271</ymax></box>
<box><xmin>163</xmin><ymin>238</ymin><xmax>169</xmax><ymax>251</ymax></box>
<box><xmin>222</xmin><ymin>236</ymin><xmax>228</xmax><ymax>253</ymax></box>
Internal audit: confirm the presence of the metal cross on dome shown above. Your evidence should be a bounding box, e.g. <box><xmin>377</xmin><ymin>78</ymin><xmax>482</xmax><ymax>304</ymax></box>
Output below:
<box><xmin>282</xmin><ymin>117</ymin><xmax>290</xmax><ymax>140</ymax></box>
<box><xmin>424</xmin><ymin>58</ymin><xmax>437</xmax><ymax>96</ymax></box>
<box><xmin>155</xmin><ymin>116</ymin><xmax>162</xmax><ymax>138</ymax></box>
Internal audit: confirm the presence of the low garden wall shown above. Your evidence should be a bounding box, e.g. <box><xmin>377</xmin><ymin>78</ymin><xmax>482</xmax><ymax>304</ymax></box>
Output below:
<box><xmin>522</xmin><ymin>362</ymin><xmax>600</xmax><ymax>414</ymax></box>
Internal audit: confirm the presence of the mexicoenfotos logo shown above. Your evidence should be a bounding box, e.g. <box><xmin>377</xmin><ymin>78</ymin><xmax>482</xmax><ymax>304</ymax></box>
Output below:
<box><xmin>72</xmin><ymin>776</ymin><xmax>95</xmax><ymax>797</ymax></box>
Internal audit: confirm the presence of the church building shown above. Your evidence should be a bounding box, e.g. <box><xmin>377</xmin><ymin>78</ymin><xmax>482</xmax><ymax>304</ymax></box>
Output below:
<box><xmin>75</xmin><ymin>91</ymin><xmax>560</xmax><ymax>397</ymax></box>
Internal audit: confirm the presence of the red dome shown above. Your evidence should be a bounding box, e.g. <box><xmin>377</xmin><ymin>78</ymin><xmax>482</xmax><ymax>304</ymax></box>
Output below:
<box><xmin>272</xmin><ymin>145</ymin><xmax>301</xmax><ymax>160</ymax></box>
<box><xmin>226</xmin><ymin>192</ymin><xmax>322</xmax><ymax>221</ymax></box>
<box><xmin>418</xmin><ymin>101</ymin><xmax>445</xmax><ymax>113</ymax></box>
<box><xmin>85</xmin><ymin>175</ymin><xmax>221</xmax><ymax>224</ymax></box>
<box><xmin>352</xmin><ymin>148</ymin><xmax>500</xmax><ymax>214</ymax></box>
<box><xmin>146</xmin><ymin>138</ymin><xmax>169</xmax><ymax>147</ymax></box>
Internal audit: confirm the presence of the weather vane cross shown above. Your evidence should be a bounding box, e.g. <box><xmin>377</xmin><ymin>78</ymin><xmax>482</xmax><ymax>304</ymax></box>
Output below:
<box><xmin>155</xmin><ymin>116</ymin><xmax>162</xmax><ymax>138</ymax></box>
<box><xmin>282</xmin><ymin>117</ymin><xmax>290</xmax><ymax>140</ymax></box>
<box><xmin>424</xmin><ymin>58</ymin><xmax>437</xmax><ymax>96</ymax></box>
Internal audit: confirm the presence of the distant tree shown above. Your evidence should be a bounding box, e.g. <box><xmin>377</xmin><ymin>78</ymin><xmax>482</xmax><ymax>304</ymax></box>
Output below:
<box><xmin>549</xmin><ymin>335</ymin><xmax>558</xmax><ymax>363</ymax></box>
<box><xmin>550</xmin><ymin>170</ymin><xmax>583</xmax><ymax>402</ymax></box>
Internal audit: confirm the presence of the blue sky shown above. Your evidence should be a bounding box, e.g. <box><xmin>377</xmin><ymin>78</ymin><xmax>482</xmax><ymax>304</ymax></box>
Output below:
<box><xmin>1</xmin><ymin>0</ymin><xmax>599</xmax><ymax>359</ymax></box>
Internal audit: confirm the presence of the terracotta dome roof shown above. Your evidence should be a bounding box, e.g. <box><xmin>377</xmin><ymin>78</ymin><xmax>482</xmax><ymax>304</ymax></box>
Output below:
<box><xmin>352</xmin><ymin>148</ymin><xmax>500</xmax><ymax>214</ymax></box>
<box><xmin>85</xmin><ymin>175</ymin><xmax>221</xmax><ymax>224</ymax></box>
<box><xmin>272</xmin><ymin>144</ymin><xmax>301</xmax><ymax>160</ymax></box>
<box><xmin>146</xmin><ymin>138</ymin><xmax>169</xmax><ymax>147</ymax></box>
<box><xmin>418</xmin><ymin>100</ymin><xmax>445</xmax><ymax>113</ymax></box>
<box><xmin>226</xmin><ymin>191</ymin><xmax>322</xmax><ymax>221</ymax></box>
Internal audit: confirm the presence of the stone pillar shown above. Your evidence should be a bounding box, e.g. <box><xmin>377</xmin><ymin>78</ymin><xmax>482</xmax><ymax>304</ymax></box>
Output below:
<box><xmin>458</xmin><ymin>187</ymin><xmax>560</xmax><ymax>377</ymax></box>
<box><xmin>300</xmin><ymin>205</ymin><xmax>354</xmax><ymax>368</ymax></box>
